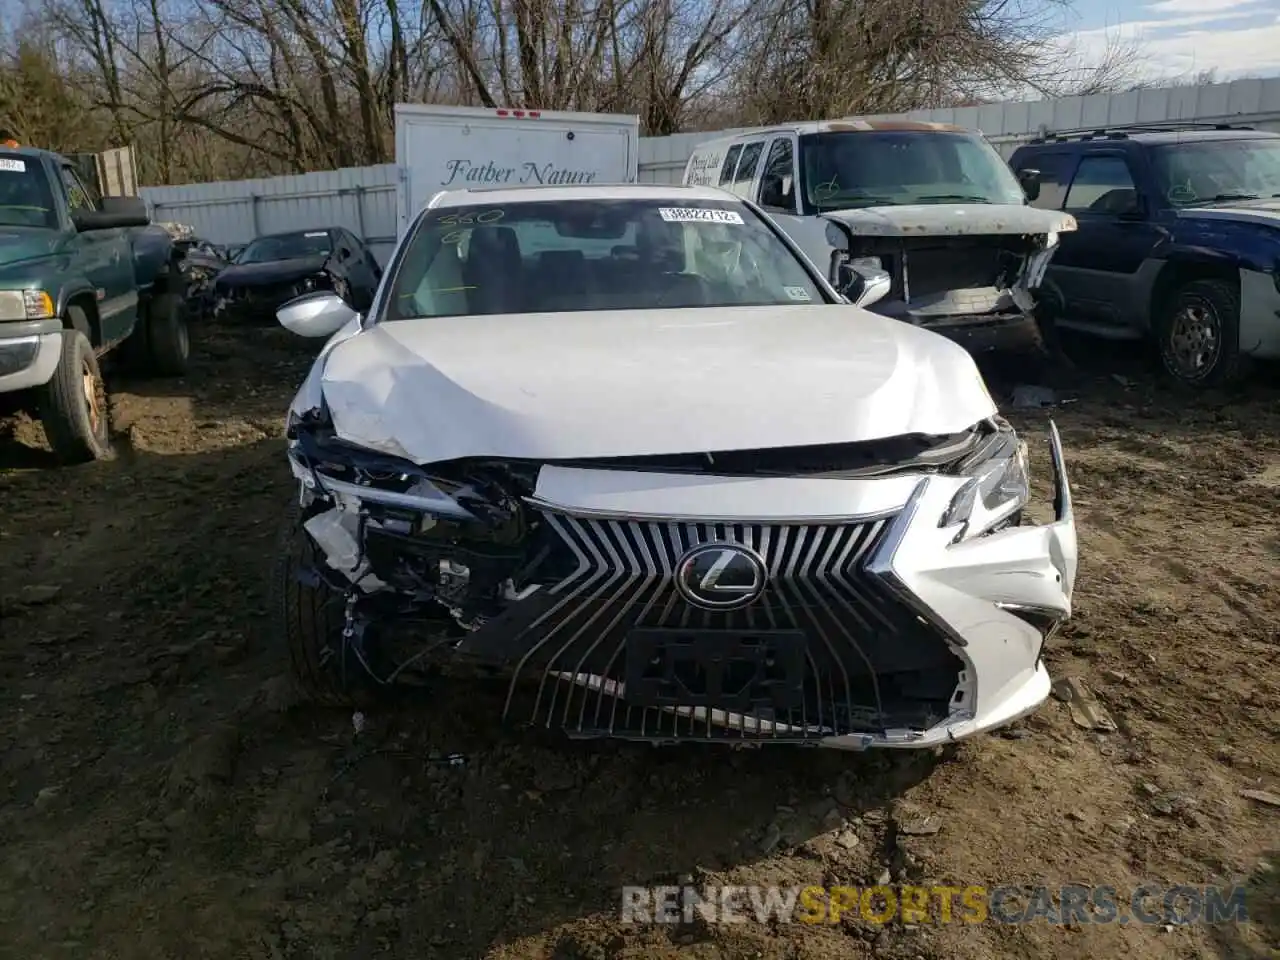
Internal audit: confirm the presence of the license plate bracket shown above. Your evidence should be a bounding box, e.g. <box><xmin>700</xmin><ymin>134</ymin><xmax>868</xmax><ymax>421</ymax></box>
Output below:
<box><xmin>623</xmin><ymin>629</ymin><xmax>806</xmax><ymax>711</ymax></box>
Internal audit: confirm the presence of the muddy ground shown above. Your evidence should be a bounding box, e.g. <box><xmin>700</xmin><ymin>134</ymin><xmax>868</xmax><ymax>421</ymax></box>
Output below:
<box><xmin>0</xmin><ymin>323</ymin><xmax>1276</xmax><ymax>960</ymax></box>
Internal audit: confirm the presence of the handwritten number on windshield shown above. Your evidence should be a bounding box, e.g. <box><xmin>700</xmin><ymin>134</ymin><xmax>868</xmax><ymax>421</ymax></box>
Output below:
<box><xmin>436</xmin><ymin>209</ymin><xmax>506</xmax><ymax>226</ymax></box>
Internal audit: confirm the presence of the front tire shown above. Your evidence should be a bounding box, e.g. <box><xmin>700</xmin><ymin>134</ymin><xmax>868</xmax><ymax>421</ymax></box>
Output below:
<box><xmin>276</xmin><ymin>503</ymin><xmax>372</xmax><ymax>707</ymax></box>
<box><xmin>1155</xmin><ymin>279</ymin><xmax>1247</xmax><ymax>388</ymax></box>
<box><xmin>37</xmin><ymin>329</ymin><xmax>113</xmax><ymax>464</ymax></box>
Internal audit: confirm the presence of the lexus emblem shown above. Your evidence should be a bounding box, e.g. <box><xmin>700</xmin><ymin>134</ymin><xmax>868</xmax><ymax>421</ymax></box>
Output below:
<box><xmin>675</xmin><ymin>542</ymin><xmax>768</xmax><ymax>611</ymax></box>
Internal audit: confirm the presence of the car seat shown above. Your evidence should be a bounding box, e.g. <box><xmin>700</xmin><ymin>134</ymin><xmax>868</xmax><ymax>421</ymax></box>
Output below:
<box><xmin>534</xmin><ymin>250</ymin><xmax>590</xmax><ymax>311</ymax></box>
<box><xmin>463</xmin><ymin>226</ymin><xmax>523</xmax><ymax>314</ymax></box>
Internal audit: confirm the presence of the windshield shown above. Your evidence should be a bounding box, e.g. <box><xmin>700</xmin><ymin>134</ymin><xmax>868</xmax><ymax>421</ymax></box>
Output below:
<box><xmin>1150</xmin><ymin>138</ymin><xmax>1280</xmax><ymax>206</ymax></box>
<box><xmin>798</xmin><ymin>131</ymin><xmax>1026</xmax><ymax>212</ymax></box>
<box><xmin>235</xmin><ymin>231</ymin><xmax>332</xmax><ymax>264</ymax></box>
<box><xmin>384</xmin><ymin>198</ymin><xmax>828</xmax><ymax>320</ymax></box>
<box><xmin>0</xmin><ymin>155</ymin><xmax>58</xmax><ymax>229</ymax></box>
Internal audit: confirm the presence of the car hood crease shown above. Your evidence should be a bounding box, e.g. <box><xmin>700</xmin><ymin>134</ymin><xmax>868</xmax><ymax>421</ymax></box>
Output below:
<box><xmin>317</xmin><ymin>305</ymin><xmax>998</xmax><ymax>464</ymax></box>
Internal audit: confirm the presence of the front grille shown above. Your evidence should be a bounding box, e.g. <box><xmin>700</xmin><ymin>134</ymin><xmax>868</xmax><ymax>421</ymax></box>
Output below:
<box><xmin>464</xmin><ymin>512</ymin><xmax>964</xmax><ymax>743</ymax></box>
<box><xmin>902</xmin><ymin>244</ymin><xmax>1015</xmax><ymax>300</ymax></box>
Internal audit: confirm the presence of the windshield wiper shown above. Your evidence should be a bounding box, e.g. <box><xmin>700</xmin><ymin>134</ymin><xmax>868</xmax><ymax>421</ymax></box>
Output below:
<box><xmin>916</xmin><ymin>194</ymin><xmax>994</xmax><ymax>203</ymax></box>
<box><xmin>1188</xmin><ymin>193</ymin><xmax>1262</xmax><ymax>204</ymax></box>
<box><xmin>814</xmin><ymin>194</ymin><xmax>894</xmax><ymax>209</ymax></box>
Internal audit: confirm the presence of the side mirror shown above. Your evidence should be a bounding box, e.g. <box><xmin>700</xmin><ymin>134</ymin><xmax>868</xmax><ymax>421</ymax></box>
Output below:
<box><xmin>836</xmin><ymin>261</ymin><xmax>892</xmax><ymax>310</ymax></box>
<box><xmin>1017</xmin><ymin>168</ymin><xmax>1041</xmax><ymax>203</ymax></box>
<box><xmin>277</xmin><ymin>291</ymin><xmax>357</xmax><ymax>338</ymax></box>
<box><xmin>759</xmin><ymin>174</ymin><xmax>793</xmax><ymax>210</ymax></box>
<box><xmin>71</xmin><ymin>195</ymin><xmax>150</xmax><ymax>231</ymax></box>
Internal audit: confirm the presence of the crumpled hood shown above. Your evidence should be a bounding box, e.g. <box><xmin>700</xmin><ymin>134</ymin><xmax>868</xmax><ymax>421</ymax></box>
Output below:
<box><xmin>1175</xmin><ymin>197</ymin><xmax>1280</xmax><ymax>229</ymax></box>
<box><xmin>0</xmin><ymin>227</ymin><xmax>65</xmax><ymax>271</ymax></box>
<box><xmin>318</xmin><ymin>305</ymin><xmax>998</xmax><ymax>464</ymax></box>
<box><xmin>821</xmin><ymin>203</ymin><xmax>1077</xmax><ymax>237</ymax></box>
<box><xmin>216</xmin><ymin>255</ymin><xmax>329</xmax><ymax>288</ymax></box>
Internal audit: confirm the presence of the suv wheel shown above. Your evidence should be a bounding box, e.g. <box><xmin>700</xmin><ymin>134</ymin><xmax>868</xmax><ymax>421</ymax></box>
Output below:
<box><xmin>37</xmin><ymin>328</ymin><xmax>113</xmax><ymax>464</ymax></box>
<box><xmin>1155</xmin><ymin>279</ymin><xmax>1247</xmax><ymax>388</ymax></box>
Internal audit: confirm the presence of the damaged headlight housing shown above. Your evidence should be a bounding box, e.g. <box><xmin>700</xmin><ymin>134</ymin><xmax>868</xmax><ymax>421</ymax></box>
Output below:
<box><xmin>287</xmin><ymin>411</ymin><xmax>478</xmax><ymax>522</ymax></box>
<box><xmin>939</xmin><ymin>422</ymin><xmax>1029</xmax><ymax>541</ymax></box>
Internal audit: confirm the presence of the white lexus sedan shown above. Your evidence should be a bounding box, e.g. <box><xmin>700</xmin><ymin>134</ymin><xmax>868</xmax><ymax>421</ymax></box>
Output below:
<box><xmin>274</xmin><ymin>183</ymin><xmax>1078</xmax><ymax>750</ymax></box>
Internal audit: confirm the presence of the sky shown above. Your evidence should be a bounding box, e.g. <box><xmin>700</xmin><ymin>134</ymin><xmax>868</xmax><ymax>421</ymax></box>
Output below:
<box><xmin>1065</xmin><ymin>0</ymin><xmax>1280</xmax><ymax>79</ymax></box>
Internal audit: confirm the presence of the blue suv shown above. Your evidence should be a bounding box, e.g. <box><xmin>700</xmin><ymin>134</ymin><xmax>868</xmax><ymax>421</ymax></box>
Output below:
<box><xmin>1008</xmin><ymin>125</ymin><xmax>1280</xmax><ymax>387</ymax></box>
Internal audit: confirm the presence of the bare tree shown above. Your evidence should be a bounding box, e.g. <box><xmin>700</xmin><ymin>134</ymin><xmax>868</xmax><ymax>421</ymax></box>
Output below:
<box><xmin>15</xmin><ymin>0</ymin><xmax>1156</xmax><ymax>184</ymax></box>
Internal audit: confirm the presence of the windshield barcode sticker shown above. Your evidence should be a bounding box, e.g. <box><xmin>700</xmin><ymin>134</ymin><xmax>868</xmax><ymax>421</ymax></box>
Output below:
<box><xmin>658</xmin><ymin>207</ymin><xmax>744</xmax><ymax>225</ymax></box>
<box><xmin>0</xmin><ymin>158</ymin><xmax>25</xmax><ymax>173</ymax></box>
<box><xmin>784</xmin><ymin>286</ymin><xmax>812</xmax><ymax>302</ymax></box>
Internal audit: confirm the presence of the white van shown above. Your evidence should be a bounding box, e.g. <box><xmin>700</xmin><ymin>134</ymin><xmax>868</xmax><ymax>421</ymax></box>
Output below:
<box><xmin>683</xmin><ymin>119</ymin><xmax>1077</xmax><ymax>354</ymax></box>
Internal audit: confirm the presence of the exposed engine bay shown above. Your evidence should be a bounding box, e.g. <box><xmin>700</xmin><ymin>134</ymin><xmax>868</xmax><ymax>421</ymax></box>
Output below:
<box><xmin>825</xmin><ymin>230</ymin><xmax>1061</xmax><ymax>344</ymax></box>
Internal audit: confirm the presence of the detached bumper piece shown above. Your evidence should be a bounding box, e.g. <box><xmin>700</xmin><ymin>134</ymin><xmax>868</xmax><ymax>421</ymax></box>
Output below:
<box><xmin>456</xmin><ymin>514</ymin><xmax>965</xmax><ymax>745</ymax></box>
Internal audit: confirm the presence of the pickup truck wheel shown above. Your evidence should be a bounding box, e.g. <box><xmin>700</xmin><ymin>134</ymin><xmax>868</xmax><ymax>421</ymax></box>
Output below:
<box><xmin>1155</xmin><ymin>279</ymin><xmax>1248</xmax><ymax>388</ymax></box>
<box><xmin>141</xmin><ymin>292</ymin><xmax>190</xmax><ymax>377</ymax></box>
<box><xmin>37</xmin><ymin>330</ymin><xmax>113</xmax><ymax>464</ymax></box>
<box><xmin>276</xmin><ymin>502</ymin><xmax>375</xmax><ymax>707</ymax></box>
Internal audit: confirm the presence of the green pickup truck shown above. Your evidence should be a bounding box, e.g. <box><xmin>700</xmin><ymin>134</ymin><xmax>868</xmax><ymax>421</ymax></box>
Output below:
<box><xmin>0</xmin><ymin>144</ymin><xmax>190</xmax><ymax>463</ymax></box>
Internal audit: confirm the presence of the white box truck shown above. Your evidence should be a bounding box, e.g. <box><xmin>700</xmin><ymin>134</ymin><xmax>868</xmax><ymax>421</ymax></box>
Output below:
<box><xmin>394</xmin><ymin>104</ymin><xmax>640</xmax><ymax>235</ymax></box>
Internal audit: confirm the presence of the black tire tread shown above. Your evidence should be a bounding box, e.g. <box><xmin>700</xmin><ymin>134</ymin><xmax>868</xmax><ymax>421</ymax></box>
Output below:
<box><xmin>142</xmin><ymin>291</ymin><xmax>190</xmax><ymax>377</ymax></box>
<box><xmin>1156</xmin><ymin>278</ymin><xmax>1249</xmax><ymax>388</ymax></box>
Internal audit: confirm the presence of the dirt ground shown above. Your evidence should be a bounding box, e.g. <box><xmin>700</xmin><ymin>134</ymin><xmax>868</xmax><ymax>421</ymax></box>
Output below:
<box><xmin>0</xmin><ymin>323</ymin><xmax>1276</xmax><ymax>960</ymax></box>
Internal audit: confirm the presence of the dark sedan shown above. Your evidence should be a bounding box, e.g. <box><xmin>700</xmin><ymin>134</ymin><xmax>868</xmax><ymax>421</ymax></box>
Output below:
<box><xmin>212</xmin><ymin>227</ymin><xmax>382</xmax><ymax>322</ymax></box>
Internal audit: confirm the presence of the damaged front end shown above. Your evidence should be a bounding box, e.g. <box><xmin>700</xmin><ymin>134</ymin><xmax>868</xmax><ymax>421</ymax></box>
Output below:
<box><xmin>822</xmin><ymin>206</ymin><xmax>1077</xmax><ymax>354</ymax></box>
<box><xmin>215</xmin><ymin>269</ymin><xmax>348</xmax><ymax>325</ymax></box>
<box><xmin>287</xmin><ymin>411</ymin><xmax>548</xmax><ymax>638</ymax></box>
<box><xmin>283</xmin><ymin>407</ymin><xmax>1076</xmax><ymax>749</ymax></box>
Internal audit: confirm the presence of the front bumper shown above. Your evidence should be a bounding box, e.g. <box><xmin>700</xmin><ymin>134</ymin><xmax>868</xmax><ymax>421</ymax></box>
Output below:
<box><xmin>214</xmin><ymin>279</ymin><xmax>330</xmax><ymax>323</ymax></box>
<box><xmin>902</xmin><ymin>311</ymin><xmax>1043</xmax><ymax>355</ymax></box>
<box><xmin>213</xmin><ymin>295</ymin><xmax>284</xmax><ymax>324</ymax></box>
<box><xmin>0</xmin><ymin>319</ymin><xmax>63</xmax><ymax>393</ymax></box>
<box><xmin>304</xmin><ymin>424</ymin><xmax>1077</xmax><ymax>749</ymax></box>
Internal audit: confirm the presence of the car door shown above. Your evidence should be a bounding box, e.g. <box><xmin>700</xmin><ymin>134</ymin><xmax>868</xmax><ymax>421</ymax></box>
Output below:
<box><xmin>333</xmin><ymin>229</ymin><xmax>379</xmax><ymax>311</ymax></box>
<box><xmin>756</xmin><ymin>136</ymin><xmax>799</xmax><ymax>215</ymax></box>
<box><xmin>353</xmin><ymin>234</ymin><xmax>383</xmax><ymax>291</ymax></box>
<box><xmin>1044</xmin><ymin>150</ymin><xmax>1162</xmax><ymax>329</ymax></box>
<box><xmin>753</xmin><ymin>134</ymin><xmax>833</xmax><ymax>277</ymax></box>
<box><xmin>61</xmin><ymin>163</ymin><xmax>137</xmax><ymax>344</ymax></box>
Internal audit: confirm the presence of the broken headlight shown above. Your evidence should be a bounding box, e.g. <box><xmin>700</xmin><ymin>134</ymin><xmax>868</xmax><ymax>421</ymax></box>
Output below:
<box><xmin>288</xmin><ymin>414</ymin><xmax>476</xmax><ymax>521</ymax></box>
<box><xmin>939</xmin><ymin>422</ymin><xmax>1028</xmax><ymax>541</ymax></box>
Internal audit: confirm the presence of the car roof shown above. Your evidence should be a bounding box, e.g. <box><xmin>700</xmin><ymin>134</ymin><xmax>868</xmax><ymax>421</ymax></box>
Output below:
<box><xmin>1016</xmin><ymin>129</ymin><xmax>1280</xmax><ymax>150</ymax></box>
<box><xmin>690</xmin><ymin>118</ymin><xmax>972</xmax><ymax>153</ymax></box>
<box><xmin>0</xmin><ymin>145</ymin><xmax>63</xmax><ymax>162</ymax></box>
<box><xmin>254</xmin><ymin>228</ymin><xmax>336</xmax><ymax>239</ymax></box>
<box><xmin>426</xmin><ymin>183</ymin><xmax>744</xmax><ymax>208</ymax></box>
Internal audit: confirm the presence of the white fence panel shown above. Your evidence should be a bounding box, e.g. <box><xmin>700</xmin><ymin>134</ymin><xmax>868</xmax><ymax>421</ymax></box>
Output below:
<box><xmin>140</xmin><ymin>164</ymin><xmax>400</xmax><ymax>263</ymax></box>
